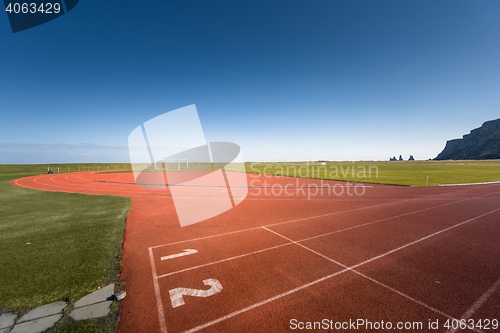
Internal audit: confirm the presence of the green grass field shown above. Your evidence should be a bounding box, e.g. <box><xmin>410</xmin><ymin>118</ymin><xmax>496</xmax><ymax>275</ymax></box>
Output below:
<box><xmin>246</xmin><ymin>160</ymin><xmax>500</xmax><ymax>186</ymax></box>
<box><xmin>0</xmin><ymin>164</ymin><xmax>131</xmax><ymax>331</ymax></box>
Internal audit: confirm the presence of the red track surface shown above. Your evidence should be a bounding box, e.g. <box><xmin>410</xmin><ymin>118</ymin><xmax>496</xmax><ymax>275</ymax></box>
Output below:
<box><xmin>13</xmin><ymin>172</ymin><xmax>500</xmax><ymax>333</ymax></box>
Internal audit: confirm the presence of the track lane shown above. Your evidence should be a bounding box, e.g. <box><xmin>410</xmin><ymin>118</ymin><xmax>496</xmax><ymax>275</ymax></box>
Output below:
<box><xmin>12</xmin><ymin>172</ymin><xmax>500</xmax><ymax>333</ymax></box>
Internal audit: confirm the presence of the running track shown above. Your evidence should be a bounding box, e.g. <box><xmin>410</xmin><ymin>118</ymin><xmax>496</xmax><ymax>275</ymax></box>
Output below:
<box><xmin>13</xmin><ymin>172</ymin><xmax>500</xmax><ymax>333</ymax></box>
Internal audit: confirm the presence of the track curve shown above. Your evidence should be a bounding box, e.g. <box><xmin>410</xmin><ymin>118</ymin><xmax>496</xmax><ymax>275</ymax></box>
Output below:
<box><xmin>13</xmin><ymin>172</ymin><xmax>500</xmax><ymax>333</ymax></box>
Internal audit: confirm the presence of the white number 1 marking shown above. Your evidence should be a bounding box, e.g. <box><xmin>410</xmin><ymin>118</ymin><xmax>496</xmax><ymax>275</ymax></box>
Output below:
<box><xmin>169</xmin><ymin>279</ymin><xmax>223</xmax><ymax>308</ymax></box>
<box><xmin>161</xmin><ymin>249</ymin><xmax>198</xmax><ymax>261</ymax></box>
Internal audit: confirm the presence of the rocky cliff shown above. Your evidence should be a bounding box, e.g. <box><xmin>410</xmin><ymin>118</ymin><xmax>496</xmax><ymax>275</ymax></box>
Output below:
<box><xmin>435</xmin><ymin>118</ymin><xmax>500</xmax><ymax>160</ymax></box>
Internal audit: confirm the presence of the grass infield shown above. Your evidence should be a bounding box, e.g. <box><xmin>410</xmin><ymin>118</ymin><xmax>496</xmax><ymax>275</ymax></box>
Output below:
<box><xmin>0</xmin><ymin>164</ymin><xmax>131</xmax><ymax>332</ymax></box>
<box><xmin>97</xmin><ymin>160</ymin><xmax>499</xmax><ymax>186</ymax></box>
<box><xmin>246</xmin><ymin>160</ymin><xmax>500</xmax><ymax>186</ymax></box>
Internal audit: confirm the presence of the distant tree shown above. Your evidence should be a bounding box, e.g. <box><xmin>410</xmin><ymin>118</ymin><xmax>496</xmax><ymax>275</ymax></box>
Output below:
<box><xmin>408</xmin><ymin>155</ymin><xmax>415</xmax><ymax>161</ymax></box>
<box><xmin>399</xmin><ymin>155</ymin><xmax>403</xmax><ymax>161</ymax></box>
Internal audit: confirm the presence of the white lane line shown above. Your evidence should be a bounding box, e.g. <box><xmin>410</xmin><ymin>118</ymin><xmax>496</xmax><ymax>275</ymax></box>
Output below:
<box><xmin>353</xmin><ymin>273</ymin><xmax>484</xmax><ymax>333</ymax></box>
<box><xmin>439</xmin><ymin>181</ymin><xmax>500</xmax><ymax>186</ymax></box>
<box><xmin>348</xmin><ymin>208</ymin><xmax>500</xmax><ymax>271</ymax></box>
<box><xmin>157</xmin><ymin>196</ymin><xmax>478</xmax><ymax>279</ymax></box>
<box><xmin>263</xmin><ymin>227</ymin><xmax>457</xmax><ymax>323</ymax></box>
<box><xmin>182</xmin><ymin>207</ymin><xmax>500</xmax><ymax>333</ymax></box>
<box><xmin>18</xmin><ymin>175</ymin><xmax>378</xmax><ymax>201</ymax></box>
<box><xmin>446</xmin><ymin>277</ymin><xmax>500</xmax><ymax>333</ymax></box>
<box><xmin>21</xmin><ymin>174</ymin><xmax>381</xmax><ymax>200</ymax></box>
<box><xmin>13</xmin><ymin>173</ymin><xmax>491</xmax><ymax>203</ymax></box>
<box><xmin>157</xmin><ymin>242</ymin><xmax>294</xmax><ymax>279</ymax></box>
<box><xmin>148</xmin><ymin>247</ymin><xmax>168</xmax><ymax>333</ymax></box>
<box><xmin>13</xmin><ymin>178</ymin><xmax>30</xmax><ymax>188</ymax></box>
<box><xmin>283</xmin><ymin>197</ymin><xmax>475</xmax><ymax>243</ymax></box>
<box><xmin>355</xmin><ymin>271</ymin><xmax>457</xmax><ymax>320</ymax></box>
<box><xmin>161</xmin><ymin>249</ymin><xmax>198</xmax><ymax>261</ymax></box>
<box><xmin>152</xmin><ymin>188</ymin><xmax>496</xmax><ymax>250</ymax></box>
<box><xmin>151</xmin><ymin>198</ymin><xmax>453</xmax><ymax>249</ymax></box>
<box><xmin>183</xmin><ymin>268</ymin><xmax>352</xmax><ymax>333</ymax></box>
<box><xmin>18</xmin><ymin>175</ymin><xmax>172</xmax><ymax>197</ymax></box>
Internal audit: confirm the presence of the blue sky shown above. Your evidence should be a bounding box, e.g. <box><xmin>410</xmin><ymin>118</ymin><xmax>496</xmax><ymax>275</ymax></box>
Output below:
<box><xmin>1</xmin><ymin>0</ymin><xmax>499</xmax><ymax>162</ymax></box>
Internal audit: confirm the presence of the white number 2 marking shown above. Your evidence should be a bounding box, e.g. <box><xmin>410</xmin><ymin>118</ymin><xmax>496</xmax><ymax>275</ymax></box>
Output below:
<box><xmin>169</xmin><ymin>279</ymin><xmax>223</xmax><ymax>308</ymax></box>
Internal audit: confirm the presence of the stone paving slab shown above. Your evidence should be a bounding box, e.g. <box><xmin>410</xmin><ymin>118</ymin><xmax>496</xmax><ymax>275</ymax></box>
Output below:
<box><xmin>74</xmin><ymin>284</ymin><xmax>114</xmax><ymax>308</ymax></box>
<box><xmin>17</xmin><ymin>301</ymin><xmax>66</xmax><ymax>324</ymax></box>
<box><xmin>69</xmin><ymin>301</ymin><xmax>112</xmax><ymax>321</ymax></box>
<box><xmin>0</xmin><ymin>313</ymin><xmax>17</xmax><ymax>329</ymax></box>
<box><xmin>0</xmin><ymin>283</ymin><xmax>117</xmax><ymax>331</ymax></box>
<box><xmin>11</xmin><ymin>314</ymin><xmax>62</xmax><ymax>333</ymax></box>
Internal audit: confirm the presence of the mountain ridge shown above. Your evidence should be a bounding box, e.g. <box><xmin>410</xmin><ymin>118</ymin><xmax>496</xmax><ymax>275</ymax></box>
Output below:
<box><xmin>435</xmin><ymin>118</ymin><xmax>500</xmax><ymax>160</ymax></box>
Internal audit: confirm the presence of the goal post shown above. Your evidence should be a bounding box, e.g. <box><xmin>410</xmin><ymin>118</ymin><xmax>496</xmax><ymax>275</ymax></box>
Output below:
<box><xmin>161</xmin><ymin>159</ymin><xmax>189</xmax><ymax>171</ymax></box>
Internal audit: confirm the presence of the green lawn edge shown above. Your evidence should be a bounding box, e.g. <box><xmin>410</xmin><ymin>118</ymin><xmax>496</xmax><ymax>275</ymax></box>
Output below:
<box><xmin>0</xmin><ymin>164</ymin><xmax>132</xmax><ymax>332</ymax></box>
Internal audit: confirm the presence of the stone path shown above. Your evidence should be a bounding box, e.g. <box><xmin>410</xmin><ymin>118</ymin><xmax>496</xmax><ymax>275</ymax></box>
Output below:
<box><xmin>0</xmin><ymin>284</ymin><xmax>122</xmax><ymax>333</ymax></box>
